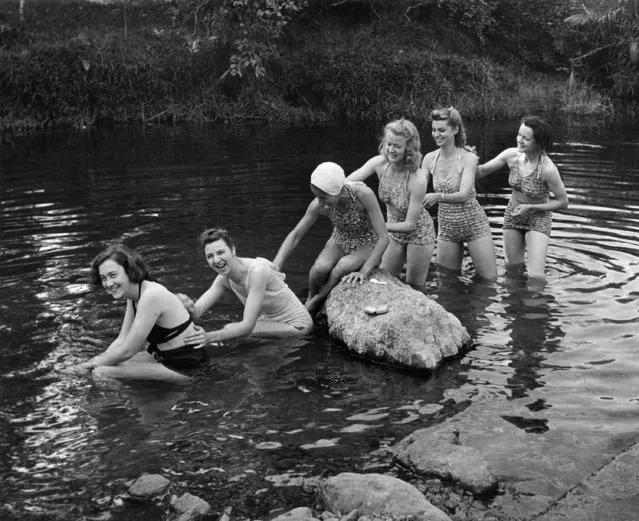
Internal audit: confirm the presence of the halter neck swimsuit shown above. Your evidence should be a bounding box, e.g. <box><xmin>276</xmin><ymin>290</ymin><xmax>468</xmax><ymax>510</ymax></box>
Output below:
<box><xmin>132</xmin><ymin>282</ymin><xmax>207</xmax><ymax>371</ymax></box>
<box><xmin>430</xmin><ymin>148</ymin><xmax>491</xmax><ymax>243</ymax></box>
<box><xmin>378</xmin><ymin>164</ymin><xmax>435</xmax><ymax>246</ymax></box>
<box><xmin>326</xmin><ymin>181</ymin><xmax>378</xmax><ymax>255</ymax></box>
<box><xmin>504</xmin><ymin>154</ymin><xmax>552</xmax><ymax>236</ymax></box>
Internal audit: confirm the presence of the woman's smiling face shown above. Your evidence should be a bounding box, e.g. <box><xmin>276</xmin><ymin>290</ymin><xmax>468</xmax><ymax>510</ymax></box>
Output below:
<box><xmin>385</xmin><ymin>131</ymin><xmax>408</xmax><ymax>163</ymax></box>
<box><xmin>99</xmin><ymin>259</ymin><xmax>130</xmax><ymax>300</ymax></box>
<box><xmin>516</xmin><ymin>124</ymin><xmax>538</xmax><ymax>154</ymax></box>
<box><xmin>431</xmin><ymin>119</ymin><xmax>457</xmax><ymax>147</ymax></box>
<box><xmin>204</xmin><ymin>239</ymin><xmax>235</xmax><ymax>274</ymax></box>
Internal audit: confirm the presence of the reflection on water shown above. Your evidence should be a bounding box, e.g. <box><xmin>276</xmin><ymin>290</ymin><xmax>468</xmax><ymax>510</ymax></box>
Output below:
<box><xmin>0</xmin><ymin>119</ymin><xmax>638</xmax><ymax>517</ymax></box>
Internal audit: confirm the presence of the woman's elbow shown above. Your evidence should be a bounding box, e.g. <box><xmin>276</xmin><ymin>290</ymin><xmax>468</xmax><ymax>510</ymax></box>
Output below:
<box><xmin>237</xmin><ymin>320</ymin><xmax>257</xmax><ymax>338</ymax></box>
<box><xmin>120</xmin><ymin>346</ymin><xmax>142</xmax><ymax>362</ymax></box>
<box><xmin>403</xmin><ymin>220</ymin><xmax>418</xmax><ymax>233</ymax></box>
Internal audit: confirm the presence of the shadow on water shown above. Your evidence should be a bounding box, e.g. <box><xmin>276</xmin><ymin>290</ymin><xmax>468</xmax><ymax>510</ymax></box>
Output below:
<box><xmin>0</xmin><ymin>119</ymin><xmax>638</xmax><ymax>518</ymax></box>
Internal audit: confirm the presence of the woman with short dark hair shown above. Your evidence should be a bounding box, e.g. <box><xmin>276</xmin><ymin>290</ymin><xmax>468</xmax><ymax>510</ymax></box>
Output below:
<box><xmin>78</xmin><ymin>243</ymin><xmax>207</xmax><ymax>382</ymax></box>
<box><xmin>177</xmin><ymin>227</ymin><xmax>313</xmax><ymax>345</ymax></box>
<box><xmin>476</xmin><ymin>115</ymin><xmax>569</xmax><ymax>281</ymax></box>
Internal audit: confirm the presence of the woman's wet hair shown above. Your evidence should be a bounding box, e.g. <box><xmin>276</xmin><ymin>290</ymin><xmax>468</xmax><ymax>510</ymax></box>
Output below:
<box><xmin>379</xmin><ymin>119</ymin><xmax>422</xmax><ymax>172</ymax></box>
<box><xmin>520</xmin><ymin>115</ymin><xmax>553</xmax><ymax>153</ymax></box>
<box><xmin>429</xmin><ymin>106</ymin><xmax>467</xmax><ymax>148</ymax></box>
<box><xmin>90</xmin><ymin>243</ymin><xmax>151</xmax><ymax>288</ymax></box>
<box><xmin>198</xmin><ymin>227</ymin><xmax>235</xmax><ymax>252</ymax></box>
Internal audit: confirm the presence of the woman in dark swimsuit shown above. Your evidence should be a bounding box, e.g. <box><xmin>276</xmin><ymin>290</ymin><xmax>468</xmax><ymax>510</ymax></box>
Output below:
<box><xmin>76</xmin><ymin>243</ymin><xmax>207</xmax><ymax>382</ymax></box>
<box><xmin>476</xmin><ymin>116</ymin><xmax>569</xmax><ymax>281</ymax></box>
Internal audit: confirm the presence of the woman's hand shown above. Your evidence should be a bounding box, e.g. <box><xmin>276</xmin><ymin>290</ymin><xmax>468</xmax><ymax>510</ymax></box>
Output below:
<box><xmin>185</xmin><ymin>325</ymin><xmax>207</xmax><ymax>348</ymax></box>
<box><xmin>423</xmin><ymin>193</ymin><xmax>441</xmax><ymax>209</ymax></box>
<box><xmin>512</xmin><ymin>203</ymin><xmax>532</xmax><ymax>216</ymax></box>
<box><xmin>65</xmin><ymin>360</ymin><xmax>95</xmax><ymax>376</ymax></box>
<box><xmin>176</xmin><ymin>293</ymin><xmax>197</xmax><ymax>317</ymax></box>
<box><xmin>343</xmin><ymin>271</ymin><xmax>368</xmax><ymax>284</ymax></box>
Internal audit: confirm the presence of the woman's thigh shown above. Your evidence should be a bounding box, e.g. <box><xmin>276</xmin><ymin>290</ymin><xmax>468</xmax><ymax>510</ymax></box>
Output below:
<box><xmin>525</xmin><ymin>231</ymin><xmax>549</xmax><ymax>278</ymax></box>
<box><xmin>93</xmin><ymin>361</ymin><xmax>192</xmax><ymax>383</ymax></box>
<box><xmin>437</xmin><ymin>240</ymin><xmax>464</xmax><ymax>271</ymax></box>
<box><xmin>467</xmin><ymin>235</ymin><xmax>497</xmax><ymax>280</ymax></box>
<box><xmin>312</xmin><ymin>242</ymin><xmax>345</xmax><ymax>273</ymax></box>
<box><xmin>503</xmin><ymin>229</ymin><xmax>526</xmax><ymax>266</ymax></box>
<box><xmin>381</xmin><ymin>240</ymin><xmax>406</xmax><ymax>276</ymax></box>
<box><xmin>250</xmin><ymin>320</ymin><xmax>309</xmax><ymax>338</ymax></box>
<box><xmin>405</xmin><ymin>243</ymin><xmax>435</xmax><ymax>285</ymax></box>
<box><xmin>333</xmin><ymin>247</ymin><xmax>373</xmax><ymax>277</ymax></box>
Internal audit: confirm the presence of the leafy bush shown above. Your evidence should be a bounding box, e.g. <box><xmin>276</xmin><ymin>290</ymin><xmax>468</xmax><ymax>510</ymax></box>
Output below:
<box><xmin>565</xmin><ymin>0</ymin><xmax>639</xmax><ymax>99</ymax></box>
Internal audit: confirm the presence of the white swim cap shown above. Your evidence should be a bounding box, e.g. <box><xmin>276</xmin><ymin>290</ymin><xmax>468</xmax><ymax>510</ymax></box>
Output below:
<box><xmin>310</xmin><ymin>162</ymin><xmax>345</xmax><ymax>196</ymax></box>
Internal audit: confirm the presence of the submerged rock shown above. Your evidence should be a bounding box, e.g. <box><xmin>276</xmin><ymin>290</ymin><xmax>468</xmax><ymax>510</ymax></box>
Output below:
<box><xmin>271</xmin><ymin>506</ymin><xmax>319</xmax><ymax>520</ymax></box>
<box><xmin>319</xmin><ymin>472</ymin><xmax>451</xmax><ymax>520</ymax></box>
<box><xmin>170</xmin><ymin>492</ymin><xmax>212</xmax><ymax>516</ymax></box>
<box><xmin>128</xmin><ymin>473</ymin><xmax>170</xmax><ymax>497</ymax></box>
<box><xmin>394</xmin><ymin>429</ymin><xmax>498</xmax><ymax>495</ymax></box>
<box><xmin>324</xmin><ymin>270</ymin><xmax>470</xmax><ymax>370</ymax></box>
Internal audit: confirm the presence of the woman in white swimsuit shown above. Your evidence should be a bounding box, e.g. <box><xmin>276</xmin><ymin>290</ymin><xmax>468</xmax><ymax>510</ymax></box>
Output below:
<box><xmin>178</xmin><ymin>228</ymin><xmax>313</xmax><ymax>345</ymax></box>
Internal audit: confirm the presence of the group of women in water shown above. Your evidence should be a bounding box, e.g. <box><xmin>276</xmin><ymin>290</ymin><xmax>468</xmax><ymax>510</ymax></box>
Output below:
<box><xmin>76</xmin><ymin>108</ymin><xmax>569</xmax><ymax>382</ymax></box>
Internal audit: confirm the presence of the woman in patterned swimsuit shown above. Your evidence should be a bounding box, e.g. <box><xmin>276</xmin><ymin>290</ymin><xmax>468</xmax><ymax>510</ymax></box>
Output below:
<box><xmin>348</xmin><ymin>119</ymin><xmax>435</xmax><ymax>287</ymax></box>
<box><xmin>274</xmin><ymin>162</ymin><xmax>389</xmax><ymax>314</ymax></box>
<box><xmin>422</xmin><ymin>107</ymin><xmax>498</xmax><ymax>280</ymax></box>
<box><xmin>477</xmin><ymin>116</ymin><xmax>569</xmax><ymax>281</ymax></box>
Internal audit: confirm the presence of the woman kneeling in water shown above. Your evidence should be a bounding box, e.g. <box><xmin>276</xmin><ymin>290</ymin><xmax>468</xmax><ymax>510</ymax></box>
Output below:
<box><xmin>178</xmin><ymin>228</ymin><xmax>313</xmax><ymax>345</ymax></box>
<box><xmin>77</xmin><ymin>243</ymin><xmax>207</xmax><ymax>382</ymax></box>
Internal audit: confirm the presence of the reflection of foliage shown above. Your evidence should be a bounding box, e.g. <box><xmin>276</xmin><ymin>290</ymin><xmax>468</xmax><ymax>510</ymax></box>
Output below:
<box><xmin>565</xmin><ymin>0</ymin><xmax>639</xmax><ymax>98</ymax></box>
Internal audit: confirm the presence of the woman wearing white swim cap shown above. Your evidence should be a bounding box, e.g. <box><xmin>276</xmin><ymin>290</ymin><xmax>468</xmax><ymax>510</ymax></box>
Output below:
<box><xmin>273</xmin><ymin>161</ymin><xmax>389</xmax><ymax>315</ymax></box>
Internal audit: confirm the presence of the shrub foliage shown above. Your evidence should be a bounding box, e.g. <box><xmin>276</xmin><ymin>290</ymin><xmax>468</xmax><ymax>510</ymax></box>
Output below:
<box><xmin>0</xmin><ymin>0</ymin><xmax>633</xmax><ymax>128</ymax></box>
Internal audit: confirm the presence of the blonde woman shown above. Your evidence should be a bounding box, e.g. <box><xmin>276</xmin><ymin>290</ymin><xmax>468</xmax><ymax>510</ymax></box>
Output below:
<box><xmin>348</xmin><ymin>119</ymin><xmax>435</xmax><ymax>287</ymax></box>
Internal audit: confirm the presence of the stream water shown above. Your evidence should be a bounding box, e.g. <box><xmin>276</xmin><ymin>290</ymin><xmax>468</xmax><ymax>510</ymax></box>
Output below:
<box><xmin>0</xmin><ymin>118</ymin><xmax>637</xmax><ymax>518</ymax></box>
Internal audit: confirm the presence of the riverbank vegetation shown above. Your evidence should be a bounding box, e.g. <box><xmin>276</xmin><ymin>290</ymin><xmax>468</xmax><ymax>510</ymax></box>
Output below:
<box><xmin>0</xmin><ymin>0</ymin><xmax>636</xmax><ymax>130</ymax></box>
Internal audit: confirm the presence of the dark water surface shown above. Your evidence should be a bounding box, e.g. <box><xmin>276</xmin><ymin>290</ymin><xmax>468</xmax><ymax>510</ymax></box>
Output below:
<box><xmin>0</xmin><ymin>119</ymin><xmax>638</xmax><ymax>518</ymax></box>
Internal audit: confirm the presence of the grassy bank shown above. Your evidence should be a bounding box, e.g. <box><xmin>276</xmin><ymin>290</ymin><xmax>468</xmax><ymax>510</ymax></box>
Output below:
<box><xmin>0</xmin><ymin>0</ymin><xmax>614</xmax><ymax>131</ymax></box>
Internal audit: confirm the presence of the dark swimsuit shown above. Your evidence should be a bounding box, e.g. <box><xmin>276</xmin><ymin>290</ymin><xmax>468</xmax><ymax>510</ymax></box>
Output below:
<box><xmin>133</xmin><ymin>283</ymin><xmax>208</xmax><ymax>371</ymax></box>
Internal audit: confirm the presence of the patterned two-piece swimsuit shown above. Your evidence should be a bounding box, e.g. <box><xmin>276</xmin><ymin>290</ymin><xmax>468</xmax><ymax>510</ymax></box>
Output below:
<box><xmin>378</xmin><ymin>164</ymin><xmax>435</xmax><ymax>246</ymax></box>
<box><xmin>429</xmin><ymin>149</ymin><xmax>492</xmax><ymax>243</ymax></box>
<box><xmin>505</xmin><ymin>154</ymin><xmax>552</xmax><ymax>236</ymax></box>
<box><xmin>326</xmin><ymin>181</ymin><xmax>378</xmax><ymax>255</ymax></box>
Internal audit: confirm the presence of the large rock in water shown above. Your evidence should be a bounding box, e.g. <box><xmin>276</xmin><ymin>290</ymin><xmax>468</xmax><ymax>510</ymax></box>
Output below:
<box><xmin>320</xmin><ymin>472</ymin><xmax>451</xmax><ymax>520</ymax></box>
<box><xmin>324</xmin><ymin>269</ymin><xmax>470</xmax><ymax>370</ymax></box>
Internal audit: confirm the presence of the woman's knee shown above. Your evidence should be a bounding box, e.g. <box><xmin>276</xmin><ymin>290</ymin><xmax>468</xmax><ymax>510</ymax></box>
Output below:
<box><xmin>309</xmin><ymin>261</ymin><xmax>333</xmax><ymax>281</ymax></box>
<box><xmin>333</xmin><ymin>255</ymin><xmax>364</xmax><ymax>277</ymax></box>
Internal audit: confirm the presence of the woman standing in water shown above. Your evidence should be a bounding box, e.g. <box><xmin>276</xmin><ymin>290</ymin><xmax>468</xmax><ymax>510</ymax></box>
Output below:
<box><xmin>476</xmin><ymin>115</ymin><xmax>569</xmax><ymax>281</ymax></box>
<box><xmin>422</xmin><ymin>107</ymin><xmax>497</xmax><ymax>280</ymax></box>
<box><xmin>178</xmin><ymin>227</ymin><xmax>313</xmax><ymax>344</ymax></box>
<box><xmin>347</xmin><ymin>119</ymin><xmax>436</xmax><ymax>288</ymax></box>
<box><xmin>77</xmin><ymin>244</ymin><xmax>207</xmax><ymax>382</ymax></box>
<box><xmin>273</xmin><ymin>161</ymin><xmax>389</xmax><ymax>314</ymax></box>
